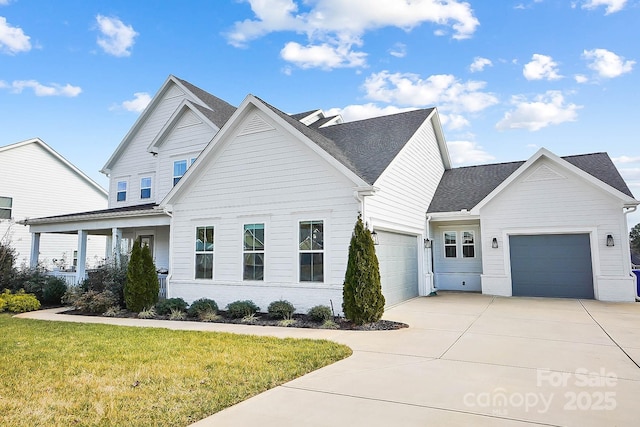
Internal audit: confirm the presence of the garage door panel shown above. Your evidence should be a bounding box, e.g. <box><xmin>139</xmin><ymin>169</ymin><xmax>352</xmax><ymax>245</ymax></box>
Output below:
<box><xmin>375</xmin><ymin>232</ymin><xmax>419</xmax><ymax>306</ymax></box>
<box><xmin>510</xmin><ymin>234</ymin><xmax>594</xmax><ymax>299</ymax></box>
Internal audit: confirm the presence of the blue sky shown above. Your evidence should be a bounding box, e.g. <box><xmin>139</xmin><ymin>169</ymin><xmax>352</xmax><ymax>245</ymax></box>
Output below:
<box><xmin>1</xmin><ymin>0</ymin><xmax>639</xmax><ymax>226</ymax></box>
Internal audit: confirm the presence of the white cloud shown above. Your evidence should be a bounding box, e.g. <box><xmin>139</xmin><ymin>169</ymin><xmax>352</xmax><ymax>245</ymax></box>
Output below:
<box><xmin>389</xmin><ymin>42</ymin><xmax>406</xmax><ymax>58</ymax></box>
<box><xmin>226</xmin><ymin>0</ymin><xmax>479</xmax><ymax>69</ymax></box>
<box><xmin>1</xmin><ymin>80</ymin><xmax>81</xmax><ymax>97</ymax></box>
<box><xmin>325</xmin><ymin>103</ymin><xmax>415</xmax><ymax>122</ymax></box>
<box><xmin>496</xmin><ymin>91</ymin><xmax>581</xmax><ymax>131</ymax></box>
<box><xmin>120</xmin><ymin>92</ymin><xmax>151</xmax><ymax>113</ymax></box>
<box><xmin>469</xmin><ymin>57</ymin><xmax>492</xmax><ymax>72</ymax></box>
<box><xmin>619</xmin><ymin>168</ymin><xmax>640</xmax><ymax>182</ymax></box>
<box><xmin>612</xmin><ymin>155</ymin><xmax>640</xmax><ymax>164</ymax></box>
<box><xmin>0</xmin><ymin>0</ymin><xmax>11</xmax><ymax>6</ymax></box>
<box><xmin>583</xmin><ymin>48</ymin><xmax>634</xmax><ymax>78</ymax></box>
<box><xmin>280</xmin><ymin>41</ymin><xmax>366</xmax><ymax>69</ymax></box>
<box><xmin>523</xmin><ymin>54</ymin><xmax>562</xmax><ymax>80</ymax></box>
<box><xmin>363</xmin><ymin>71</ymin><xmax>498</xmax><ymax>113</ymax></box>
<box><xmin>581</xmin><ymin>0</ymin><xmax>627</xmax><ymax>14</ymax></box>
<box><xmin>440</xmin><ymin>113</ymin><xmax>470</xmax><ymax>130</ymax></box>
<box><xmin>0</xmin><ymin>16</ymin><xmax>31</xmax><ymax>54</ymax></box>
<box><xmin>95</xmin><ymin>15</ymin><xmax>138</xmax><ymax>57</ymax></box>
<box><xmin>574</xmin><ymin>74</ymin><xmax>589</xmax><ymax>83</ymax></box>
<box><xmin>447</xmin><ymin>140</ymin><xmax>495</xmax><ymax>166</ymax></box>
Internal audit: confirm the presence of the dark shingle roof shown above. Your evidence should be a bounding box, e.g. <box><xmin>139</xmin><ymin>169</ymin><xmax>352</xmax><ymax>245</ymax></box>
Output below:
<box><xmin>308</xmin><ymin>115</ymin><xmax>340</xmax><ymax>129</ymax></box>
<box><xmin>290</xmin><ymin>110</ymin><xmax>320</xmax><ymax>121</ymax></box>
<box><xmin>174</xmin><ymin>77</ymin><xmax>236</xmax><ymax>128</ymax></box>
<box><xmin>428</xmin><ymin>152</ymin><xmax>635</xmax><ymax>213</ymax></box>
<box><xmin>26</xmin><ymin>203</ymin><xmax>160</xmax><ymax>223</ymax></box>
<box><xmin>316</xmin><ymin>109</ymin><xmax>434</xmax><ymax>184</ymax></box>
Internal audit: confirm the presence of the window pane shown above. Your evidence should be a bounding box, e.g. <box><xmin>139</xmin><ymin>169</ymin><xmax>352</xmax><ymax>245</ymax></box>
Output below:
<box><xmin>462</xmin><ymin>245</ymin><xmax>475</xmax><ymax>258</ymax></box>
<box><xmin>0</xmin><ymin>197</ymin><xmax>12</xmax><ymax>208</ymax></box>
<box><xmin>140</xmin><ymin>188</ymin><xmax>151</xmax><ymax>199</ymax></box>
<box><xmin>195</xmin><ymin>254</ymin><xmax>213</xmax><ymax>279</ymax></box>
<box><xmin>445</xmin><ymin>246</ymin><xmax>457</xmax><ymax>258</ymax></box>
<box><xmin>300</xmin><ymin>253</ymin><xmax>323</xmax><ymax>282</ymax></box>
<box><xmin>0</xmin><ymin>209</ymin><xmax>10</xmax><ymax>219</ymax></box>
<box><xmin>117</xmin><ymin>192</ymin><xmax>126</xmax><ymax>202</ymax></box>
<box><xmin>311</xmin><ymin>222</ymin><xmax>324</xmax><ymax>250</ymax></box>
<box><xmin>196</xmin><ymin>227</ymin><xmax>214</xmax><ymax>252</ymax></box>
<box><xmin>463</xmin><ymin>231</ymin><xmax>474</xmax><ymax>244</ymax></box>
<box><xmin>311</xmin><ymin>253</ymin><xmax>324</xmax><ymax>282</ymax></box>
<box><xmin>117</xmin><ymin>181</ymin><xmax>126</xmax><ymax>191</ymax></box>
<box><xmin>300</xmin><ymin>253</ymin><xmax>312</xmax><ymax>281</ymax></box>
<box><xmin>141</xmin><ymin>177</ymin><xmax>151</xmax><ymax>188</ymax></box>
<box><xmin>444</xmin><ymin>232</ymin><xmax>456</xmax><ymax>245</ymax></box>
<box><xmin>243</xmin><ymin>253</ymin><xmax>264</xmax><ymax>281</ymax></box>
<box><xmin>244</xmin><ymin>224</ymin><xmax>264</xmax><ymax>251</ymax></box>
<box><xmin>173</xmin><ymin>160</ymin><xmax>187</xmax><ymax>177</ymax></box>
<box><xmin>299</xmin><ymin>221</ymin><xmax>312</xmax><ymax>250</ymax></box>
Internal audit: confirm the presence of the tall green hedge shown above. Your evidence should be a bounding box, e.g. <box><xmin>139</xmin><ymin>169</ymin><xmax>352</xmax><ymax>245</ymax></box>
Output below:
<box><xmin>124</xmin><ymin>240</ymin><xmax>159</xmax><ymax>312</ymax></box>
<box><xmin>342</xmin><ymin>216</ymin><xmax>385</xmax><ymax>325</ymax></box>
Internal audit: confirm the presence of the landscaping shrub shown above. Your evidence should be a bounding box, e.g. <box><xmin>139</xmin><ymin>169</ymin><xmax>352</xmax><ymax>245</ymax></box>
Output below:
<box><xmin>41</xmin><ymin>278</ymin><xmax>68</xmax><ymax>305</ymax></box>
<box><xmin>342</xmin><ymin>216</ymin><xmax>385</xmax><ymax>325</ymax></box>
<box><xmin>137</xmin><ymin>307</ymin><xmax>156</xmax><ymax>319</ymax></box>
<box><xmin>307</xmin><ymin>305</ymin><xmax>332</xmax><ymax>322</ymax></box>
<box><xmin>0</xmin><ymin>289</ymin><xmax>41</xmax><ymax>313</ymax></box>
<box><xmin>226</xmin><ymin>300</ymin><xmax>259</xmax><ymax>318</ymax></box>
<box><xmin>187</xmin><ymin>298</ymin><xmax>218</xmax><ymax>317</ymax></box>
<box><xmin>7</xmin><ymin>268</ymin><xmax>68</xmax><ymax>305</ymax></box>
<box><xmin>0</xmin><ymin>242</ymin><xmax>15</xmax><ymax>289</ymax></box>
<box><xmin>81</xmin><ymin>258</ymin><xmax>128</xmax><ymax>306</ymax></box>
<box><xmin>155</xmin><ymin>298</ymin><xmax>188</xmax><ymax>315</ymax></box>
<box><xmin>124</xmin><ymin>241</ymin><xmax>159</xmax><ymax>312</ymax></box>
<box><xmin>169</xmin><ymin>308</ymin><xmax>186</xmax><ymax>320</ymax></box>
<box><xmin>66</xmin><ymin>289</ymin><xmax>117</xmax><ymax>314</ymax></box>
<box><xmin>0</xmin><ymin>295</ymin><xmax>6</xmax><ymax>312</ymax></box>
<box><xmin>267</xmin><ymin>300</ymin><xmax>295</xmax><ymax>319</ymax></box>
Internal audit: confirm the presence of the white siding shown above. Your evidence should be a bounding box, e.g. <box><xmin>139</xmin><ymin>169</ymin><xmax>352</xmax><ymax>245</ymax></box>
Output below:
<box><xmin>366</xmin><ymin>117</ymin><xmax>445</xmax><ymax>234</ymax></box>
<box><xmin>168</xmin><ymin>108</ymin><xmax>361</xmax><ymax>314</ymax></box>
<box><xmin>0</xmin><ymin>142</ymin><xmax>108</xmax><ymax>269</ymax></box>
<box><xmin>479</xmin><ymin>158</ymin><xmax>635</xmax><ymax>301</ymax></box>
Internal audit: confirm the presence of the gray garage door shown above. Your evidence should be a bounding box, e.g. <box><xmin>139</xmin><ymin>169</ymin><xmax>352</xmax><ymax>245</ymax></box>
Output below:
<box><xmin>375</xmin><ymin>231</ymin><xmax>419</xmax><ymax>306</ymax></box>
<box><xmin>510</xmin><ymin>234</ymin><xmax>594</xmax><ymax>299</ymax></box>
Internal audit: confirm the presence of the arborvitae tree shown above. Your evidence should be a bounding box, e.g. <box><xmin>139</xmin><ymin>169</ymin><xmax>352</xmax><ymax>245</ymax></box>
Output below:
<box><xmin>342</xmin><ymin>215</ymin><xmax>385</xmax><ymax>325</ymax></box>
<box><xmin>124</xmin><ymin>240</ymin><xmax>159</xmax><ymax>312</ymax></box>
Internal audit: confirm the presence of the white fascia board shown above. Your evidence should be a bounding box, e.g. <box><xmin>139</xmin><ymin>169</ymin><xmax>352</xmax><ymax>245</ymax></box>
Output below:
<box><xmin>470</xmin><ymin>147</ymin><xmax>639</xmax><ymax>215</ymax></box>
<box><xmin>428</xmin><ymin>211</ymin><xmax>480</xmax><ymax>221</ymax></box>
<box><xmin>146</xmin><ymin>100</ymin><xmax>218</xmax><ymax>153</ymax></box>
<box><xmin>2</xmin><ymin>138</ymin><xmax>107</xmax><ymax>197</ymax></box>
<box><xmin>161</xmin><ymin>94</ymin><xmax>369</xmax><ymax>207</ymax></box>
<box><xmin>428</xmin><ymin>108</ymin><xmax>451</xmax><ymax>170</ymax></box>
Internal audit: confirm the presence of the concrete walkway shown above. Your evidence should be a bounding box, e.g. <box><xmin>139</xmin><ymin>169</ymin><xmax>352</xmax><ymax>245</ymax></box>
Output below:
<box><xmin>18</xmin><ymin>293</ymin><xmax>640</xmax><ymax>426</ymax></box>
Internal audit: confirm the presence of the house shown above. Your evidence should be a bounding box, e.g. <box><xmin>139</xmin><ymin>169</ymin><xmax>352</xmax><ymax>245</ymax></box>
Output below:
<box><xmin>0</xmin><ymin>138</ymin><xmax>108</xmax><ymax>271</ymax></box>
<box><xmin>24</xmin><ymin>75</ymin><xmax>639</xmax><ymax>312</ymax></box>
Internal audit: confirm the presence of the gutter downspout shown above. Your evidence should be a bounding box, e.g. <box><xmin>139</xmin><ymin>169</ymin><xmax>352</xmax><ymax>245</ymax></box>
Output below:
<box><xmin>426</xmin><ymin>214</ymin><xmax>437</xmax><ymax>296</ymax></box>
<box><xmin>353</xmin><ymin>187</ymin><xmax>377</xmax><ymax>229</ymax></box>
<box><xmin>624</xmin><ymin>205</ymin><xmax>639</xmax><ymax>300</ymax></box>
<box><xmin>162</xmin><ymin>205</ymin><xmax>174</xmax><ymax>299</ymax></box>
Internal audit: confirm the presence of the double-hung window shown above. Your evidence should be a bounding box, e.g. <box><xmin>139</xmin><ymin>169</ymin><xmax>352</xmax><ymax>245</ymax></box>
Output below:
<box><xmin>444</xmin><ymin>231</ymin><xmax>457</xmax><ymax>258</ymax></box>
<box><xmin>462</xmin><ymin>231</ymin><xmax>475</xmax><ymax>258</ymax></box>
<box><xmin>444</xmin><ymin>230</ymin><xmax>476</xmax><ymax>258</ymax></box>
<box><xmin>195</xmin><ymin>226</ymin><xmax>214</xmax><ymax>279</ymax></box>
<box><xmin>299</xmin><ymin>220</ymin><xmax>324</xmax><ymax>282</ymax></box>
<box><xmin>173</xmin><ymin>161</ymin><xmax>187</xmax><ymax>186</ymax></box>
<box><xmin>140</xmin><ymin>177</ymin><xmax>152</xmax><ymax>199</ymax></box>
<box><xmin>0</xmin><ymin>196</ymin><xmax>12</xmax><ymax>219</ymax></box>
<box><xmin>243</xmin><ymin>223</ymin><xmax>264</xmax><ymax>281</ymax></box>
<box><xmin>116</xmin><ymin>181</ymin><xmax>127</xmax><ymax>202</ymax></box>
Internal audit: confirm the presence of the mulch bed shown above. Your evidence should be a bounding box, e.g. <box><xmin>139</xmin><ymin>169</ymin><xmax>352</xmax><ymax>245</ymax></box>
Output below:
<box><xmin>62</xmin><ymin>309</ymin><xmax>408</xmax><ymax>331</ymax></box>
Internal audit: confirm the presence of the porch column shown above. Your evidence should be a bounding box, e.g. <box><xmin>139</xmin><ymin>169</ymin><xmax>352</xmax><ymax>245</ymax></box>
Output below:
<box><xmin>76</xmin><ymin>230</ymin><xmax>88</xmax><ymax>283</ymax></box>
<box><xmin>111</xmin><ymin>228</ymin><xmax>122</xmax><ymax>266</ymax></box>
<box><xmin>29</xmin><ymin>232</ymin><xmax>41</xmax><ymax>268</ymax></box>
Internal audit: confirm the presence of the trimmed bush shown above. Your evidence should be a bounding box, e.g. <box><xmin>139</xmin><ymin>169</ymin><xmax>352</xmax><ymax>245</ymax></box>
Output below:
<box><xmin>0</xmin><ymin>297</ymin><xmax>6</xmax><ymax>312</ymax></box>
<box><xmin>342</xmin><ymin>216</ymin><xmax>385</xmax><ymax>325</ymax></box>
<box><xmin>267</xmin><ymin>300</ymin><xmax>295</xmax><ymax>319</ymax></box>
<box><xmin>226</xmin><ymin>300</ymin><xmax>259</xmax><ymax>319</ymax></box>
<box><xmin>81</xmin><ymin>258</ymin><xmax>128</xmax><ymax>306</ymax></box>
<box><xmin>7</xmin><ymin>268</ymin><xmax>68</xmax><ymax>305</ymax></box>
<box><xmin>66</xmin><ymin>289</ymin><xmax>118</xmax><ymax>314</ymax></box>
<box><xmin>42</xmin><ymin>278</ymin><xmax>68</xmax><ymax>305</ymax></box>
<box><xmin>0</xmin><ymin>242</ymin><xmax>16</xmax><ymax>289</ymax></box>
<box><xmin>124</xmin><ymin>241</ymin><xmax>159</xmax><ymax>312</ymax></box>
<box><xmin>187</xmin><ymin>298</ymin><xmax>218</xmax><ymax>317</ymax></box>
<box><xmin>307</xmin><ymin>305</ymin><xmax>332</xmax><ymax>322</ymax></box>
<box><xmin>155</xmin><ymin>298</ymin><xmax>188</xmax><ymax>315</ymax></box>
<box><xmin>0</xmin><ymin>290</ymin><xmax>41</xmax><ymax>313</ymax></box>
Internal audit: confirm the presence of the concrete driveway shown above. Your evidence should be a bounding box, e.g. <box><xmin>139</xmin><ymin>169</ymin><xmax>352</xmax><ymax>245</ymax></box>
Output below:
<box><xmin>19</xmin><ymin>292</ymin><xmax>640</xmax><ymax>426</ymax></box>
<box><xmin>195</xmin><ymin>292</ymin><xmax>640</xmax><ymax>427</ymax></box>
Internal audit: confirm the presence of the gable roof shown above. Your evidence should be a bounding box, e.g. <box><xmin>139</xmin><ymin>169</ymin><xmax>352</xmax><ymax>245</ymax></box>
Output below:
<box><xmin>101</xmin><ymin>75</ymin><xmax>236</xmax><ymax>174</ymax></box>
<box><xmin>428</xmin><ymin>150</ymin><xmax>636</xmax><ymax>213</ymax></box>
<box><xmin>0</xmin><ymin>138</ymin><xmax>107</xmax><ymax>197</ymax></box>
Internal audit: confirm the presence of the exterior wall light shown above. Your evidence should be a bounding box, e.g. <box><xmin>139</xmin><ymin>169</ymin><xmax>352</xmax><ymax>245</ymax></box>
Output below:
<box><xmin>606</xmin><ymin>234</ymin><xmax>615</xmax><ymax>247</ymax></box>
<box><xmin>371</xmin><ymin>230</ymin><xmax>379</xmax><ymax>245</ymax></box>
<box><xmin>491</xmin><ymin>237</ymin><xmax>499</xmax><ymax>249</ymax></box>
<box><xmin>424</xmin><ymin>238</ymin><xmax>431</xmax><ymax>249</ymax></box>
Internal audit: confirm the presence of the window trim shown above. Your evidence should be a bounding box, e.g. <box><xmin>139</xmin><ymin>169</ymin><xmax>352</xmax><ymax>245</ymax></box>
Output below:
<box><xmin>443</xmin><ymin>230</ymin><xmax>477</xmax><ymax>259</ymax></box>
<box><xmin>140</xmin><ymin>177</ymin><xmax>152</xmax><ymax>200</ymax></box>
<box><xmin>0</xmin><ymin>196</ymin><xmax>12</xmax><ymax>220</ymax></box>
<box><xmin>444</xmin><ymin>231</ymin><xmax>457</xmax><ymax>258</ymax></box>
<box><xmin>462</xmin><ymin>230</ymin><xmax>476</xmax><ymax>258</ymax></box>
<box><xmin>243</xmin><ymin>223</ymin><xmax>265</xmax><ymax>281</ymax></box>
<box><xmin>195</xmin><ymin>226</ymin><xmax>214</xmax><ymax>280</ymax></box>
<box><xmin>116</xmin><ymin>181</ymin><xmax>127</xmax><ymax>202</ymax></box>
<box><xmin>298</xmin><ymin>219</ymin><xmax>325</xmax><ymax>283</ymax></box>
<box><xmin>173</xmin><ymin>160</ymin><xmax>187</xmax><ymax>187</ymax></box>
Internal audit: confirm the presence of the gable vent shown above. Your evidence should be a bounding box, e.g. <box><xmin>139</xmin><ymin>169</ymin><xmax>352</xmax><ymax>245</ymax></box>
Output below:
<box><xmin>165</xmin><ymin>85</ymin><xmax>185</xmax><ymax>99</ymax></box>
<box><xmin>524</xmin><ymin>164</ymin><xmax>566</xmax><ymax>182</ymax></box>
<box><xmin>176</xmin><ymin>110</ymin><xmax>202</xmax><ymax>128</ymax></box>
<box><xmin>239</xmin><ymin>113</ymin><xmax>274</xmax><ymax>135</ymax></box>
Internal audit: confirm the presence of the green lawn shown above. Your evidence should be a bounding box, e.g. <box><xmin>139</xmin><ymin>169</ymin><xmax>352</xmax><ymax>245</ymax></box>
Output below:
<box><xmin>0</xmin><ymin>315</ymin><xmax>351</xmax><ymax>426</ymax></box>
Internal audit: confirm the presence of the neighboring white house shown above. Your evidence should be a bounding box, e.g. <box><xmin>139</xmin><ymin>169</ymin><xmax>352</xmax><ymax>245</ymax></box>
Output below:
<box><xmin>24</xmin><ymin>75</ymin><xmax>639</xmax><ymax>312</ymax></box>
<box><xmin>0</xmin><ymin>138</ymin><xmax>108</xmax><ymax>270</ymax></box>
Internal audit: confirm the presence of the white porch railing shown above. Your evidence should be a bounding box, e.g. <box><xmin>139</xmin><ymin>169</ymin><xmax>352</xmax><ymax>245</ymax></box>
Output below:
<box><xmin>158</xmin><ymin>274</ymin><xmax>167</xmax><ymax>299</ymax></box>
<box><xmin>46</xmin><ymin>271</ymin><xmax>168</xmax><ymax>299</ymax></box>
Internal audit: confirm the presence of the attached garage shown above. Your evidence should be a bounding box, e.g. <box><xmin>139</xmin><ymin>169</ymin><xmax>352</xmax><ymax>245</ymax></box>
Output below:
<box><xmin>509</xmin><ymin>234</ymin><xmax>594</xmax><ymax>299</ymax></box>
<box><xmin>375</xmin><ymin>231</ymin><xmax>419</xmax><ymax>306</ymax></box>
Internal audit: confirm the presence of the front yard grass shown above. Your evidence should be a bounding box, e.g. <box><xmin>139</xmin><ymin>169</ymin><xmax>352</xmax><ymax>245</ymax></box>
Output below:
<box><xmin>0</xmin><ymin>315</ymin><xmax>351</xmax><ymax>426</ymax></box>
